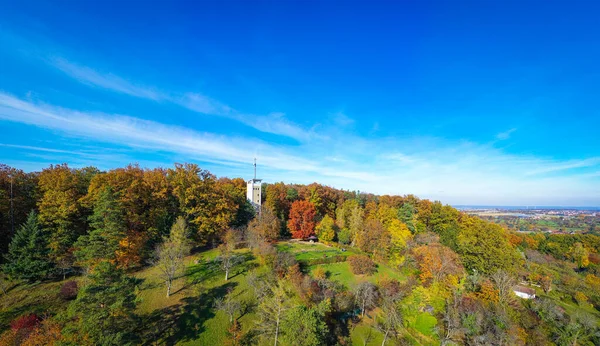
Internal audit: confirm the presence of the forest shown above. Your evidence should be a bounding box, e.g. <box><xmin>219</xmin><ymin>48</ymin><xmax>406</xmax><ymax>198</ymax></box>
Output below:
<box><xmin>0</xmin><ymin>163</ymin><xmax>599</xmax><ymax>345</ymax></box>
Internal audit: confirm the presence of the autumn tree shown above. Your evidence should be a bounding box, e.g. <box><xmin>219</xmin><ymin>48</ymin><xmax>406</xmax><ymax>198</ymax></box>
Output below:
<box><xmin>335</xmin><ymin>199</ymin><xmax>364</xmax><ymax>245</ymax></box>
<box><xmin>388</xmin><ymin>219</ymin><xmax>412</xmax><ymax>266</ymax></box>
<box><xmin>413</xmin><ymin>242</ymin><xmax>464</xmax><ymax>285</ymax></box>
<box><xmin>3</xmin><ymin>211</ymin><xmax>52</xmax><ymax>282</ymax></box>
<box><xmin>540</xmin><ymin>275</ymin><xmax>552</xmax><ymax>293</ymax></box>
<box><xmin>570</xmin><ymin>242</ymin><xmax>589</xmax><ymax>268</ymax></box>
<box><xmin>287</xmin><ymin>200</ymin><xmax>317</xmax><ymax>239</ymax></box>
<box><xmin>74</xmin><ymin>187</ymin><xmax>126</xmax><ymax>267</ymax></box>
<box><xmin>303</xmin><ymin>183</ymin><xmax>340</xmax><ymax>219</ymax></box>
<box><xmin>315</xmin><ymin>214</ymin><xmax>336</xmax><ymax>243</ymax></box>
<box><xmin>356</xmin><ymin>218</ymin><xmax>389</xmax><ymax>258</ymax></box>
<box><xmin>84</xmin><ymin>165</ymin><xmax>177</xmax><ymax>266</ymax></box>
<box><xmin>218</xmin><ymin>177</ymin><xmax>255</xmax><ymax>228</ymax></box>
<box><xmin>265</xmin><ymin>182</ymin><xmax>292</xmax><ymax>225</ymax></box>
<box><xmin>247</xmin><ymin>205</ymin><xmax>280</xmax><ymax>244</ymax></box>
<box><xmin>37</xmin><ymin>164</ymin><xmax>97</xmax><ymax>266</ymax></box>
<box><xmin>456</xmin><ymin>216</ymin><xmax>520</xmax><ymax>274</ymax></box>
<box><xmin>169</xmin><ymin>163</ymin><xmax>239</xmax><ymax>244</ymax></box>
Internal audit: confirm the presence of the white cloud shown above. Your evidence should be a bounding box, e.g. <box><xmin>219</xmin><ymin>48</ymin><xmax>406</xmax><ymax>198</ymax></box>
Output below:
<box><xmin>49</xmin><ymin>58</ymin><xmax>314</xmax><ymax>142</ymax></box>
<box><xmin>0</xmin><ymin>92</ymin><xmax>319</xmax><ymax>173</ymax></box>
<box><xmin>52</xmin><ymin>58</ymin><xmax>164</xmax><ymax>100</ymax></box>
<box><xmin>496</xmin><ymin>128</ymin><xmax>517</xmax><ymax>140</ymax></box>
<box><xmin>1</xmin><ymin>92</ymin><xmax>599</xmax><ymax>206</ymax></box>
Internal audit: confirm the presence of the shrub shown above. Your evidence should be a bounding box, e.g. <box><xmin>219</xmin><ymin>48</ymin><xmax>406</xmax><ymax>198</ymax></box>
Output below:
<box><xmin>59</xmin><ymin>280</ymin><xmax>78</xmax><ymax>300</ymax></box>
<box><xmin>313</xmin><ymin>267</ymin><xmax>328</xmax><ymax>280</ymax></box>
<box><xmin>303</xmin><ymin>255</ymin><xmax>347</xmax><ymax>266</ymax></box>
<box><xmin>10</xmin><ymin>314</ymin><xmax>41</xmax><ymax>332</ymax></box>
<box><xmin>348</xmin><ymin>255</ymin><xmax>377</xmax><ymax>275</ymax></box>
<box><xmin>272</xmin><ymin>252</ymin><xmax>297</xmax><ymax>278</ymax></box>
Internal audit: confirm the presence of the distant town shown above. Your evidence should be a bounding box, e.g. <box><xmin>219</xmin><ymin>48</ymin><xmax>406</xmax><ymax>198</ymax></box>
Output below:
<box><xmin>457</xmin><ymin>206</ymin><xmax>600</xmax><ymax>234</ymax></box>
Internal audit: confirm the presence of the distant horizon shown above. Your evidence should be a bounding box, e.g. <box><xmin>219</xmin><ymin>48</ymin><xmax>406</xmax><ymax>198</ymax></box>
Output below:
<box><xmin>1</xmin><ymin>1</ymin><xmax>599</xmax><ymax>206</ymax></box>
<box><xmin>454</xmin><ymin>205</ymin><xmax>600</xmax><ymax>210</ymax></box>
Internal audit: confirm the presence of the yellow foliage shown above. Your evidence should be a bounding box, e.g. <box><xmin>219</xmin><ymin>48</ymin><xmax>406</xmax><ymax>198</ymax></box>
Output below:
<box><xmin>585</xmin><ymin>274</ymin><xmax>600</xmax><ymax>290</ymax></box>
<box><xmin>388</xmin><ymin>219</ymin><xmax>411</xmax><ymax>266</ymax></box>
<box><xmin>477</xmin><ymin>280</ymin><xmax>499</xmax><ymax>303</ymax></box>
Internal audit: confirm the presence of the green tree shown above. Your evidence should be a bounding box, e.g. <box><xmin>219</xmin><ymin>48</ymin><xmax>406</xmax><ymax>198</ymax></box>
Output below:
<box><xmin>315</xmin><ymin>215</ymin><xmax>336</xmax><ymax>243</ymax></box>
<box><xmin>398</xmin><ymin>203</ymin><xmax>417</xmax><ymax>233</ymax></box>
<box><xmin>0</xmin><ymin>165</ymin><xmax>38</xmax><ymax>256</ymax></box>
<box><xmin>257</xmin><ymin>280</ymin><xmax>293</xmax><ymax>346</ymax></box>
<box><xmin>570</xmin><ymin>242</ymin><xmax>589</xmax><ymax>268</ymax></box>
<box><xmin>456</xmin><ymin>216</ymin><xmax>520</xmax><ymax>274</ymax></box>
<box><xmin>3</xmin><ymin>211</ymin><xmax>52</xmax><ymax>282</ymax></box>
<box><xmin>65</xmin><ymin>261</ymin><xmax>139</xmax><ymax>345</ymax></box>
<box><xmin>75</xmin><ymin>187</ymin><xmax>126</xmax><ymax>267</ymax></box>
<box><xmin>281</xmin><ymin>305</ymin><xmax>328</xmax><ymax>346</ymax></box>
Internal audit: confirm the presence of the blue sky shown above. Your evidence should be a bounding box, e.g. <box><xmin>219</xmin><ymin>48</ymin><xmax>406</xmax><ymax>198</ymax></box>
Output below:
<box><xmin>1</xmin><ymin>0</ymin><xmax>599</xmax><ymax>206</ymax></box>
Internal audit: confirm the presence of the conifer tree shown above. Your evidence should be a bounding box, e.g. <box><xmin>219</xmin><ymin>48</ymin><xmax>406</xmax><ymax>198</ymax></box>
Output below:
<box><xmin>3</xmin><ymin>211</ymin><xmax>52</xmax><ymax>282</ymax></box>
<box><xmin>75</xmin><ymin>187</ymin><xmax>126</xmax><ymax>267</ymax></box>
<box><xmin>65</xmin><ymin>260</ymin><xmax>139</xmax><ymax>345</ymax></box>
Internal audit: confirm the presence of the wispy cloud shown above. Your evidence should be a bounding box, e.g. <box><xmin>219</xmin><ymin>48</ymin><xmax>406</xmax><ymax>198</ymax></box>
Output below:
<box><xmin>0</xmin><ymin>92</ymin><xmax>319</xmax><ymax>173</ymax></box>
<box><xmin>496</xmin><ymin>128</ymin><xmax>517</xmax><ymax>140</ymax></box>
<box><xmin>1</xmin><ymin>92</ymin><xmax>599</xmax><ymax>206</ymax></box>
<box><xmin>48</xmin><ymin>58</ymin><xmax>314</xmax><ymax>142</ymax></box>
<box><xmin>52</xmin><ymin>58</ymin><xmax>164</xmax><ymax>100</ymax></box>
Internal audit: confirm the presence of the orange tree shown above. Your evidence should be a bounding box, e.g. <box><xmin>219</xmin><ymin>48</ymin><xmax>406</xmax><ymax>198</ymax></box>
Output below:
<box><xmin>287</xmin><ymin>200</ymin><xmax>316</xmax><ymax>239</ymax></box>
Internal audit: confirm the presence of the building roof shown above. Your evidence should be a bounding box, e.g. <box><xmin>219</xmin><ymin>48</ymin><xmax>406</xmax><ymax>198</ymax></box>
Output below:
<box><xmin>513</xmin><ymin>285</ymin><xmax>536</xmax><ymax>295</ymax></box>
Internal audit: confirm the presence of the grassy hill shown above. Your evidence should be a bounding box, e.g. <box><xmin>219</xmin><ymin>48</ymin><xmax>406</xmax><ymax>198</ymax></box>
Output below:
<box><xmin>1</xmin><ymin>241</ymin><xmax>413</xmax><ymax>345</ymax></box>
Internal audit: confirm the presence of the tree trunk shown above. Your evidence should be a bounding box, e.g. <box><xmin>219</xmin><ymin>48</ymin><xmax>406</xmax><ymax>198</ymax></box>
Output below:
<box><xmin>225</xmin><ymin>268</ymin><xmax>229</xmax><ymax>281</ymax></box>
<box><xmin>274</xmin><ymin>306</ymin><xmax>281</xmax><ymax>346</ymax></box>
<box><xmin>167</xmin><ymin>279</ymin><xmax>172</xmax><ymax>297</ymax></box>
<box><xmin>361</xmin><ymin>299</ymin><xmax>366</xmax><ymax>318</ymax></box>
<box><xmin>382</xmin><ymin>329</ymin><xmax>389</xmax><ymax>346</ymax></box>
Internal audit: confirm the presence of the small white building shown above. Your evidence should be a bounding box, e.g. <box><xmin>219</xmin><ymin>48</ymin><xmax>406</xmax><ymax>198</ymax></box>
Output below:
<box><xmin>247</xmin><ymin>159</ymin><xmax>262</xmax><ymax>213</ymax></box>
<box><xmin>513</xmin><ymin>286</ymin><xmax>536</xmax><ymax>299</ymax></box>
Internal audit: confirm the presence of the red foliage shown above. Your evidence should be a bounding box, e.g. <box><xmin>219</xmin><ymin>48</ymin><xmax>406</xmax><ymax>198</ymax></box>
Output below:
<box><xmin>589</xmin><ymin>252</ymin><xmax>600</xmax><ymax>265</ymax></box>
<box><xmin>59</xmin><ymin>281</ymin><xmax>79</xmax><ymax>300</ymax></box>
<box><xmin>287</xmin><ymin>200</ymin><xmax>317</xmax><ymax>239</ymax></box>
<box><xmin>10</xmin><ymin>314</ymin><xmax>41</xmax><ymax>332</ymax></box>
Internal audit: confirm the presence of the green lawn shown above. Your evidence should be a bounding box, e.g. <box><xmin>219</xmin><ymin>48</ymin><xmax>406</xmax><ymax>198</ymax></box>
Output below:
<box><xmin>277</xmin><ymin>240</ymin><xmax>358</xmax><ymax>262</ymax></box>
<box><xmin>135</xmin><ymin>248</ymin><xmax>263</xmax><ymax>345</ymax></box>
<box><xmin>308</xmin><ymin>261</ymin><xmax>405</xmax><ymax>289</ymax></box>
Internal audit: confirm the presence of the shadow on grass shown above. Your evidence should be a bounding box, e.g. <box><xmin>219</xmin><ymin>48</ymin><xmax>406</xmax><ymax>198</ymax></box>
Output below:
<box><xmin>139</xmin><ymin>281</ymin><xmax>238</xmax><ymax>345</ymax></box>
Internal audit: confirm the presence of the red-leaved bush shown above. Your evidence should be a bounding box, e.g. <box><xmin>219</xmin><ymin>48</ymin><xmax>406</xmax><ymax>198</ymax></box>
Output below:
<box><xmin>10</xmin><ymin>314</ymin><xmax>41</xmax><ymax>332</ymax></box>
